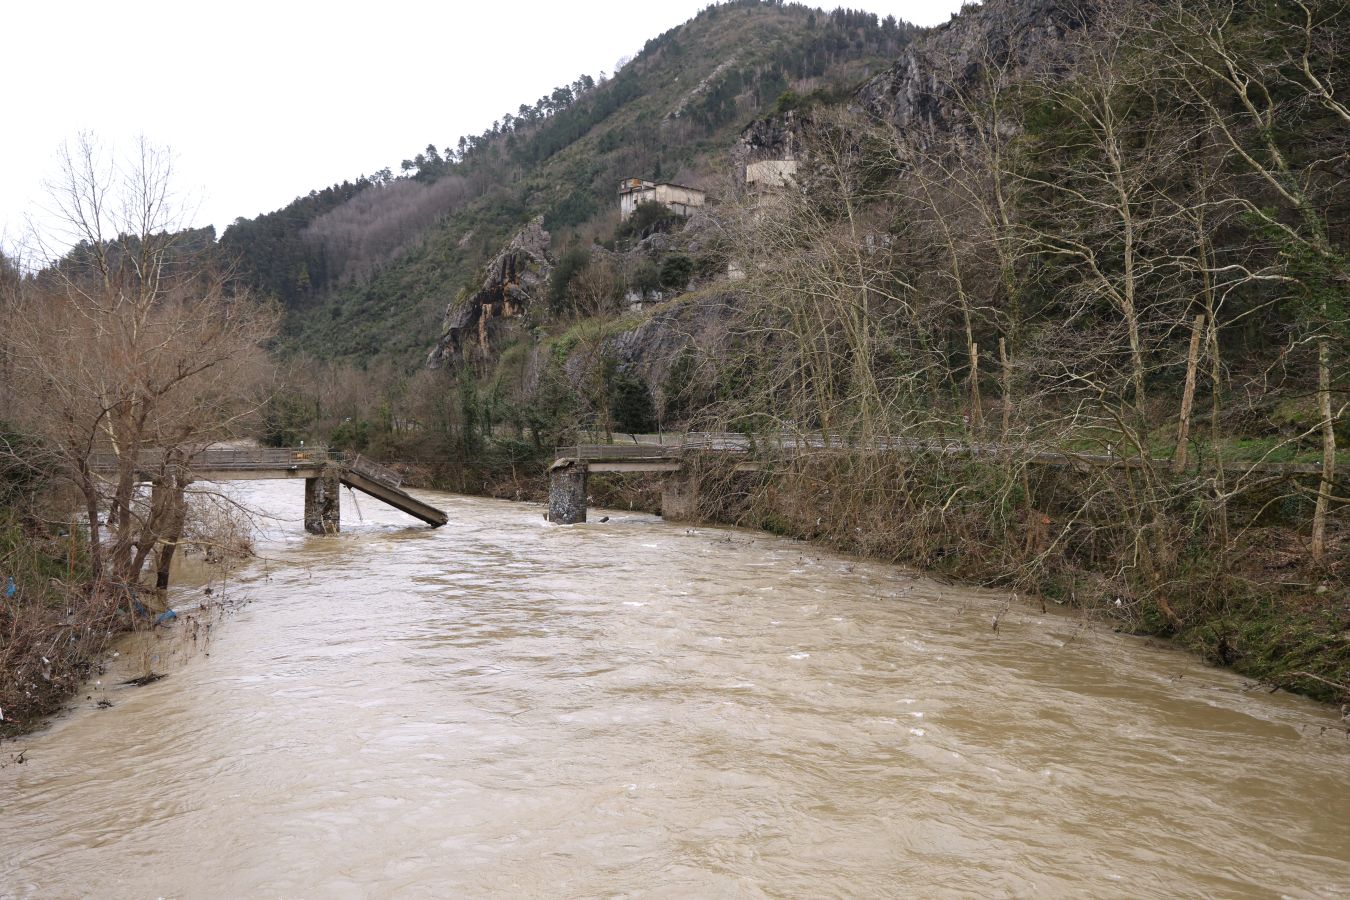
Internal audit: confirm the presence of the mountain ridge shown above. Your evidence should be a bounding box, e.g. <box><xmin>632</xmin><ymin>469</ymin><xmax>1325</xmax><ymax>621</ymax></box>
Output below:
<box><xmin>220</xmin><ymin>1</ymin><xmax>919</xmax><ymax>364</ymax></box>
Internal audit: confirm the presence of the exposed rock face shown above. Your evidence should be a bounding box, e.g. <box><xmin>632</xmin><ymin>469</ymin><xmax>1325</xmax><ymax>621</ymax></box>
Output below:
<box><xmin>731</xmin><ymin>0</ymin><xmax>1094</xmax><ymax>179</ymax></box>
<box><xmin>857</xmin><ymin>0</ymin><xmax>1096</xmax><ymax>134</ymax></box>
<box><xmin>426</xmin><ymin>217</ymin><xmax>552</xmax><ymax>368</ymax></box>
<box><xmin>602</xmin><ymin>291</ymin><xmax>737</xmax><ymax>382</ymax></box>
<box><xmin>563</xmin><ymin>290</ymin><xmax>742</xmax><ymax>415</ymax></box>
<box><xmin>731</xmin><ymin>111</ymin><xmax>809</xmax><ymax>187</ymax></box>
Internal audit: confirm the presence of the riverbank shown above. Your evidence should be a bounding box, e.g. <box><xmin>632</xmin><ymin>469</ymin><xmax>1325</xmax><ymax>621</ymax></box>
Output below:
<box><xmin>0</xmin><ymin>510</ymin><xmax>110</xmax><ymax>738</ymax></box>
<box><xmin>0</xmin><ymin>507</ymin><xmax>246</xmax><ymax>738</ymax></box>
<box><xmin>6</xmin><ymin>478</ymin><xmax>1348</xmax><ymax>896</ymax></box>
<box><xmin>407</xmin><ymin>457</ymin><xmax>1348</xmax><ymax>706</ymax></box>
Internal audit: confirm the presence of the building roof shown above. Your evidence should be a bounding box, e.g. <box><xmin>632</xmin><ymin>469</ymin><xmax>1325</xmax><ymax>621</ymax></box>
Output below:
<box><xmin>618</xmin><ymin>178</ymin><xmax>705</xmax><ymax>195</ymax></box>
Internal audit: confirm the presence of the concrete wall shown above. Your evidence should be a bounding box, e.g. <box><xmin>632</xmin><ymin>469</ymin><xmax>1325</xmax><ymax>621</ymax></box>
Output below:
<box><xmin>660</xmin><ymin>471</ymin><xmax>700</xmax><ymax>522</ymax></box>
<box><xmin>651</xmin><ymin>184</ymin><xmax>705</xmax><ymax>215</ymax></box>
<box><xmin>746</xmin><ymin>159</ymin><xmax>798</xmax><ymax>188</ymax></box>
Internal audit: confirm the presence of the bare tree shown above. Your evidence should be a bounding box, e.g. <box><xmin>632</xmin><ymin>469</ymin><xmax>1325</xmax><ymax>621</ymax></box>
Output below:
<box><xmin>302</xmin><ymin>175</ymin><xmax>474</xmax><ymax>285</ymax></box>
<box><xmin>0</xmin><ymin>135</ymin><xmax>277</xmax><ymax>598</ymax></box>
<box><xmin>1145</xmin><ymin>0</ymin><xmax>1348</xmax><ymax>560</ymax></box>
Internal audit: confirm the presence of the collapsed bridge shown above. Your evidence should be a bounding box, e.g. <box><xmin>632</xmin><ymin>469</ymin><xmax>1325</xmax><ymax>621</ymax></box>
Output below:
<box><xmin>90</xmin><ymin>447</ymin><xmax>448</xmax><ymax>534</ymax></box>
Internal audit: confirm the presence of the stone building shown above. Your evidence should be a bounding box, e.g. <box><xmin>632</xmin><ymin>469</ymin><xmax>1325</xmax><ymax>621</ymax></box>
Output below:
<box><xmin>744</xmin><ymin>158</ymin><xmax>798</xmax><ymax>189</ymax></box>
<box><xmin>618</xmin><ymin>178</ymin><xmax>706</xmax><ymax>221</ymax></box>
<box><xmin>734</xmin><ymin>110</ymin><xmax>805</xmax><ymax>191</ymax></box>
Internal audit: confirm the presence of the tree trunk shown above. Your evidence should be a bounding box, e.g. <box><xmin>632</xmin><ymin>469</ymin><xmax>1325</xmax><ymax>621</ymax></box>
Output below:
<box><xmin>1311</xmin><ymin>335</ymin><xmax>1335</xmax><ymax>561</ymax></box>
<box><xmin>969</xmin><ymin>342</ymin><xmax>983</xmax><ymax>430</ymax></box>
<box><xmin>998</xmin><ymin>336</ymin><xmax>1012</xmax><ymax>440</ymax></box>
<box><xmin>1173</xmin><ymin>313</ymin><xmax>1205</xmax><ymax>473</ymax></box>
<box><xmin>155</xmin><ymin>491</ymin><xmax>187</xmax><ymax>594</ymax></box>
<box><xmin>80</xmin><ymin>467</ymin><xmax>104</xmax><ymax>581</ymax></box>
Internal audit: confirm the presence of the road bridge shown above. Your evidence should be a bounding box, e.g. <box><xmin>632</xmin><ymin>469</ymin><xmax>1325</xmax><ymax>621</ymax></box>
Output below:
<box><xmin>89</xmin><ymin>447</ymin><xmax>447</xmax><ymax>533</ymax></box>
<box><xmin>546</xmin><ymin>432</ymin><xmax>1344</xmax><ymax>524</ymax></box>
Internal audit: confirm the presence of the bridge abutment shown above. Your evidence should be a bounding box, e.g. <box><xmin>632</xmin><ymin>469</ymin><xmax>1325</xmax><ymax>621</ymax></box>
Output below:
<box><xmin>661</xmin><ymin>469</ymin><xmax>700</xmax><ymax>522</ymax></box>
<box><xmin>548</xmin><ymin>463</ymin><xmax>587</xmax><ymax>524</ymax></box>
<box><xmin>304</xmin><ymin>465</ymin><xmax>341</xmax><ymax>534</ymax></box>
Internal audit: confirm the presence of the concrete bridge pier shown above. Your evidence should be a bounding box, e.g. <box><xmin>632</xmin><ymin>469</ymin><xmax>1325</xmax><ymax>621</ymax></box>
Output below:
<box><xmin>661</xmin><ymin>469</ymin><xmax>700</xmax><ymax>522</ymax></box>
<box><xmin>548</xmin><ymin>462</ymin><xmax>587</xmax><ymax>524</ymax></box>
<box><xmin>305</xmin><ymin>465</ymin><xmax>341</xmax><ymax>534</ymax></box>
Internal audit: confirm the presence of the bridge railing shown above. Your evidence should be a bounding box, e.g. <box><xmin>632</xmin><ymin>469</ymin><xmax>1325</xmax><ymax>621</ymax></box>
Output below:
<box><xmin>87</xmin><ymin>446</ymin><xmax>339</xmax><ymax>473</ymax></box>
<box><xmin>342</xmin><ymin>452</ymin><xmax>405</xmax><ymax>489</ymax></box>
<box><xmin>200</xmin><ymin>447</ymin><xmax>336</xmax><ymax>469</ymax></box>
<box><xmin>559</xmin><ymin>431</ymin><xmax>1339</xmax><ymax>478</ymax></box>
<box><xmin>88</xmin><ymin>447</ymin><xmax>408</xmax><ymax>484</ymax></box>
<box><xmin>559</xmin><ymin>444</ymin><xmax>682</xmax><ymax>462</ymax></box>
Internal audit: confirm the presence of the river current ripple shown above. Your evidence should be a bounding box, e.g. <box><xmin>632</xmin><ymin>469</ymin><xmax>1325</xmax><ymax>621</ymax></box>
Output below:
<box><xmin>3</xmin><ymin>481</ymin><xmax>1348</xmax><ymax>898</ymax></box>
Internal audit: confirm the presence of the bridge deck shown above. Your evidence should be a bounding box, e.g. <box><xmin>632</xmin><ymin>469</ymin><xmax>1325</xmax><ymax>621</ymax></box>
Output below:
<box><xmin>89</xmin><ymin>447</ymin><xmax>446</xmax><ymax>527</ymax></box>
<box><xmin>555</xmin><ymin>433</ymin><xmax>1343</xmax><ymax>477</ymax></box>
<box><xmin>340</xmin><ymin>469</ymin><xmax>447</xmax><ymax>527</ymax></box>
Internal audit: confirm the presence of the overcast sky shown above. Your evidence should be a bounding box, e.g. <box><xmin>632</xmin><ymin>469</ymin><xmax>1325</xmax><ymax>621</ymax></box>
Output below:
<box><xmin>1</xmin><ymin>0</ymin><xmax>969</xmax><ymax>255</ymax></box>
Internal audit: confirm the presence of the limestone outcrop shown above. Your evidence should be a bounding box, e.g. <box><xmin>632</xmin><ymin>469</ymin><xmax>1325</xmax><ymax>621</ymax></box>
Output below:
<box><xmin>731</xmin><ymin>110</ymin><xmax>809</xmax><ymax>188</ymax></box>
<box><xmin>857</xmin><ymin>0</ymin><xmax>1096</xmax><ymax>135</ymax></box>
<box><xmin>426</xmin><ymin>217</ymin><xmax>552</xmax><ymax>368</ymax></box>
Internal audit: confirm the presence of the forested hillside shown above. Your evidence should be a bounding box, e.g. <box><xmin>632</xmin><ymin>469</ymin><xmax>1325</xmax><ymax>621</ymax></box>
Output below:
<box><xmin>226</xmin><ymin>0</ymin><xmax>1348</xmax><ymax>701</ymax></box>
<box><xmin>222</xmin><ymin>1</ymin><xmax>915</xmax><ymax>362</ymax></box>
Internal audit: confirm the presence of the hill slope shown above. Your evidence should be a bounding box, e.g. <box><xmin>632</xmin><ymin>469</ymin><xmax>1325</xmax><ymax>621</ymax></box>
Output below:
<box><xmin>230</xmin><ymin>0</ymin><xmax>1346</xmax><ymax>702</ymax></box>
<box><xmin>222</xmin><ymin>1</ymin><xmax>916</xmax><ymax>364</ymax></box>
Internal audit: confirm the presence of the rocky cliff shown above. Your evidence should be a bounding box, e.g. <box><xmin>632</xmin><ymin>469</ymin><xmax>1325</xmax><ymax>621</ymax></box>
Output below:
<box><xmin>426</xmin><ymin>217</ymin><xmax>552</xmax><ymax>369</ymax></box>
<box><xmin>857</xmin><ymin>0</ymin><xmax>1095</xmax><ymax>134</ymax></box>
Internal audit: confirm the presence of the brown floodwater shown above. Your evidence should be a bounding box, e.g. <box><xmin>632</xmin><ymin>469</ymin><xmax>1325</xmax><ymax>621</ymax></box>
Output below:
<box><xmin>2</xmin><ymin>480</ymin><xmax>1348</xmax><ymax>898</ymax></box>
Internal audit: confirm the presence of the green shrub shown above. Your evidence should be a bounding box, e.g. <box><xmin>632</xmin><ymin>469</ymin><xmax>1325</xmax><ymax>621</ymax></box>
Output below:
<box><xmin>328</xmin><ymin>418</ymin><xmax>371</xmax><ymax>452</ymax></box>
<box><xmin>659</xmin><ymin>254</ymin><xmax>694</xmax><ymax>291</ymax></box>
<box><xmin>548</xmin><ymin>247</ymin><xmax>591</xmax><ymax>315</ymax></box>
<box><xmin>610</xmin><ymin>369</ymin><xmax>658</xmax><ymax>434</ymax></box>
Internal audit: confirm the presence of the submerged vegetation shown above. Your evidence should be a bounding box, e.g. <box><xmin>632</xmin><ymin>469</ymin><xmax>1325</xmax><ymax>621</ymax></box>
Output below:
<box><xmin>0</xmin><ymin>139</ymin><xmax>274</xmax><ymax>731</ymax></box>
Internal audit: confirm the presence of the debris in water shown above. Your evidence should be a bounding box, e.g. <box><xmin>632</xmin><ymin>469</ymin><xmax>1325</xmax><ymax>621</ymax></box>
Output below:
<box><xmin>599</xmin><ymin>516</ymin><xmax>610</xmax><ymax>523</ymax></box>
<box><xmin>121</xmin><ymin>673</ymin><xmax>167</xmax><ymax>687</ymax></box>
<box><xmin>155</xmin><ymin>609</ymin><xmax>178</xmax><ymax>626</ymax></box>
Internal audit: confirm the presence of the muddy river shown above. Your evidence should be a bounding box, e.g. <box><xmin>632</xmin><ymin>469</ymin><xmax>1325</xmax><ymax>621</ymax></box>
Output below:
<box><xmin>3</xmin><ymin>480</ymin><xmax>1347</xmax><ymax>897</ymax></box>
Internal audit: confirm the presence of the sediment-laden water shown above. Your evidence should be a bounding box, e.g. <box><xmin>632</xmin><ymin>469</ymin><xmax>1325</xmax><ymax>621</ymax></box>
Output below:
<box><xmin>3</xmin><ymin>480</ymin><xmax>1347</xmax><ymax>898</ymax></box>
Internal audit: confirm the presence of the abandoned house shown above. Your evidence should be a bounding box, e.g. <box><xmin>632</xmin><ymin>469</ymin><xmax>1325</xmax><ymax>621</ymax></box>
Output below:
<box><xmin>618</xmin><ymin>178</ymin><xmax>706</xmax><ymax>221</ymax></box>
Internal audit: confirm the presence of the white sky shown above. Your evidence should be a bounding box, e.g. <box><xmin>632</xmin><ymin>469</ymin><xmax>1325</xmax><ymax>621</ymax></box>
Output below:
<box><xmin>1</xmin><ymin>0</ymin><xmax>969</xmax><ymax>254</ymax></box>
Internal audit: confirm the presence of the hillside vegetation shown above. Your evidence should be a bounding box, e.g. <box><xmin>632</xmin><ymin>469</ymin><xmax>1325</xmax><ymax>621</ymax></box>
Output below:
<box><xmin>222</xmin><ymin>1</ymin><xmax>914</xmax><ymax>363</ymax></box>
<box><xmin>232</xmin><ymin>0</ymin><xmax>1348</xmax><ymax>701</ymax></box>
